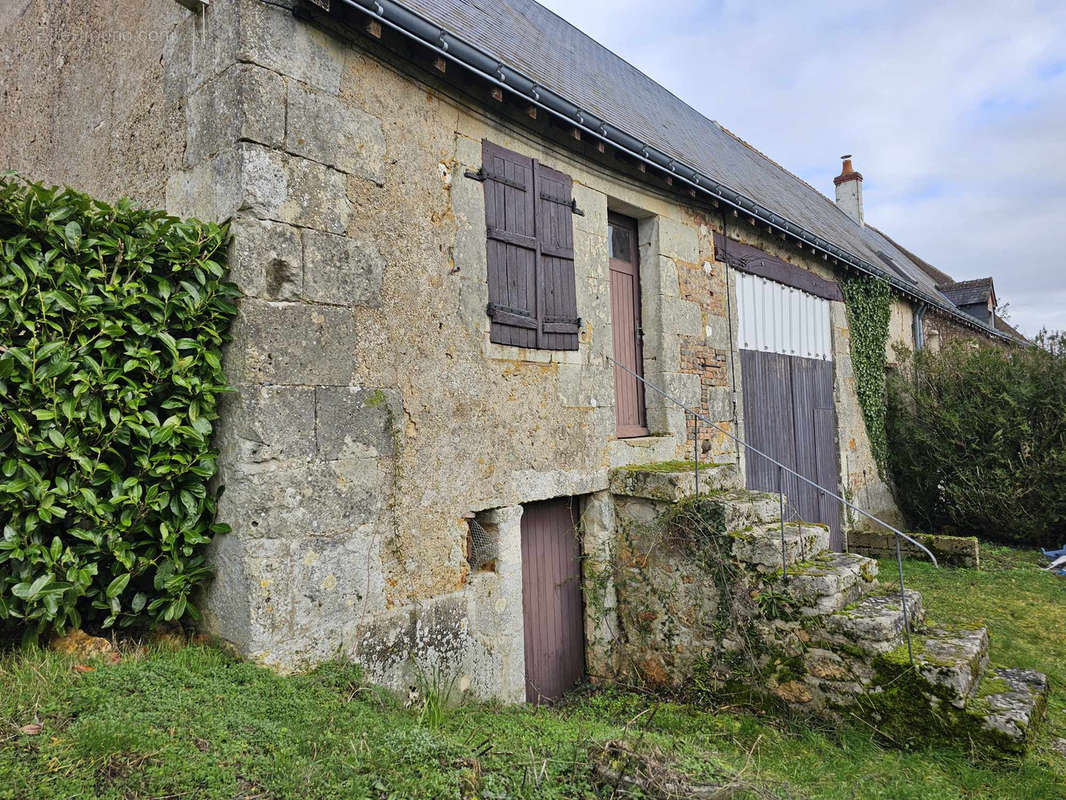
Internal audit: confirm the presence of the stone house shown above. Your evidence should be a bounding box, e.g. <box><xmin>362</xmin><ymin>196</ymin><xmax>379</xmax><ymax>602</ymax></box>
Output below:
<box><xmin>0</xmin><ymin>0</ymin><xmax>1027</xmax><ymax>703</ymax></box>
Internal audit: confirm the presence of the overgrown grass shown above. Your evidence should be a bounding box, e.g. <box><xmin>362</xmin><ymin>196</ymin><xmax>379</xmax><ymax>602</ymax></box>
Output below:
<box><xmin>1</xmin><ymin>547</ymin><xmax>1063</xmax><ymax>799</ymax></box>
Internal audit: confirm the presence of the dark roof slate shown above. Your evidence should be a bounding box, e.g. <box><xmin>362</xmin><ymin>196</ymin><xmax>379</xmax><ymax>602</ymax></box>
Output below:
<box><xmin>867</xmin><ymin>225</ymin><xmax>956</xmax><ymax>287</ymax></box>
<box><xmin>940</xmin><ymin>278</ymin><xmax>994</xmax><ymax>308</ymax></box>
<box><xmin>394</xmin><ymin>0</ymin><xmax>1004</xmax><ymax>334</ymax></box>
<box><xmin>994</xmin><ymin>315</ymin><xmax>1029</xmax><ymax>344</ymax></box>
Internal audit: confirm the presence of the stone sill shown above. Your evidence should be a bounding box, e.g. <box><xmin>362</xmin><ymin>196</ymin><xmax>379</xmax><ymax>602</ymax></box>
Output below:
<box><xmin>482</xmin><ymin>339</ymin><xmax>585</xmax><ymax>365</ymax></box>
<box><xmin>607</xmin><ymin>433</ymin><xmax>680</xmax><ymax>469</ymax></box>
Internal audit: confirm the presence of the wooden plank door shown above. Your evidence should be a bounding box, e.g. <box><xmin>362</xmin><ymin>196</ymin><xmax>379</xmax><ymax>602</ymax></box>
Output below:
<box><xmin>521</xmin><ymin>498</ymin><xmax>585</xmax><ymax>704</ymax></box>
<box><xmin>736</xmin><ymin>272</ymin><xmax>842</xmax><ymax>550</ymax></box>
<box><xmin>741</xmin><ymin>349</ymin><xmax>842</xmax><ymax>549</ymax></box>
<box><xmin>609</xmin><ymin>213</ymin><xmax>648</xmax><ymax>437</ymax></box>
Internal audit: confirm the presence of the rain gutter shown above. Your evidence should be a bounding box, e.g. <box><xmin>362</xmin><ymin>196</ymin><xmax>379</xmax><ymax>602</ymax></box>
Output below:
<box><xmin>312</xmin><ymin>0</ymin><xmax>1013</xmax><ymax>342</ymax></box>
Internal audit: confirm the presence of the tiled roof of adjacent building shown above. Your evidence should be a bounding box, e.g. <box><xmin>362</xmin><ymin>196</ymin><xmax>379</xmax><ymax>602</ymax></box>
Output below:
<box><xmin>375</xmin><ymin>0</ymin><xmax>1015</xmax><ymax>339</ymax></box>
<box><xmin>940</xmin><ymin>278</ymin><xmax>995</xmax><ymax>308</ymax></box>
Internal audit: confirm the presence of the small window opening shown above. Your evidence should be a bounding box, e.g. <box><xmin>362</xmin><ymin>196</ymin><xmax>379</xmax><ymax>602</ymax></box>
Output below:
<box><xmin>464</xmin><ymin>511</ymin><xmax>499</xmax><ymax>572</ymax></box>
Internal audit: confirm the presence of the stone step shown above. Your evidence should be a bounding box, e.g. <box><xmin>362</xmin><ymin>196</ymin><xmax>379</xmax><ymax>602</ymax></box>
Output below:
<box><xmin>716</xmin><ymin>489</ymin><xmax>782</xmax><ymax>529</ymax></box>
<box><xmin>965</xmin><ymin>667</ymin><xmax>1049</xmax><ymax>754</ymax></box>
<box><xmin>822</xmin><ymin>587</ymin><xmax>925</xmax><ymax>654</ymax></box>
<box><xmin>609</xmin><ymin>462</ymin><xmax>741</xmax><ymax>502</ymax></box>
<box><xmin>729</xmin><ymin>522</ymin><xmax>831</xmax><ymax>572</ymax></box>
<box><xmin>777</xmin><ymin>552</ymin><xmax>880</xmax><ymax>616</ymax></box>
<box><xmin>914</xmin><ymin>626</ymin><xmax>990</xmax><ymax>709</ymax></box>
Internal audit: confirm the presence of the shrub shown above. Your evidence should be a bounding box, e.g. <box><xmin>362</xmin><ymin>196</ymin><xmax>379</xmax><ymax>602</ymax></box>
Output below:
<box><xmin>0</xmin><ymin>175</ymin><xmax>238</xmax><ymax>637</ymax></box>
<box><xmin>886</xmin><ymin>334</ymin><xmax>1066</xmax><ymax>548</ymax></box>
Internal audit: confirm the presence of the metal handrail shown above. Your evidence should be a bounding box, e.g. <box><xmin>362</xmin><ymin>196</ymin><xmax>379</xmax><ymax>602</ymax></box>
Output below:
<box><xmin>607</xmin><ymin>355</ymin><xmax>938</xmax><ymax>664</ymax></box>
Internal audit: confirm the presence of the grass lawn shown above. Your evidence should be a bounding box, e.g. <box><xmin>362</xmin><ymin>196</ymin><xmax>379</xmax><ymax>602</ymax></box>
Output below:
<box><xmin>1</xmin><ymin>545</ymin><xmax>1063</xmax><ymax>799</ymax></box>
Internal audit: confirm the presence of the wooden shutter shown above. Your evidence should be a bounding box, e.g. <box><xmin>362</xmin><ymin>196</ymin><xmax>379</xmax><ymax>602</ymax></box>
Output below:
<box><xmin>481</xmin><ymin>140</ymin><xmax>579</xmax><ymax>351</ymax></box>
<box><xmin>534</xmin><ymin>162</ymin><xmax>579</xmax><ymax>351</ymax></box>
<box><xmin>483</xmin><ymin>141</ymin><xmax>538</xmax><ymax>348</ymax></box>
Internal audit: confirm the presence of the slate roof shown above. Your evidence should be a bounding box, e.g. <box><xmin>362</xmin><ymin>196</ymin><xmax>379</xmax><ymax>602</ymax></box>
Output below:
<box><xmin>869</xmin><ymin>226</ymin><xmax>956</xmax><ymax>287</ymax></box>
<box><xmin>995</xmin><ymin>315</ymin><xmax>1029</xmax><ymax>344</ymax></box>
<box><xmin>940</xmin><ymin>278</ymin><xmax>994</xmax><ymax>308</ymax></box>
<box><xmin>391</xmin><ymin>0</ymin><xmax>1009</xmax><ymax>336</ymax></box>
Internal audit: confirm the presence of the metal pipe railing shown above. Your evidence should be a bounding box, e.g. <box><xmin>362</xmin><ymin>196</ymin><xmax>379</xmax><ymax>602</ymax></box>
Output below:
<box><xmin>608</xmin><ymin>355</ymin><xmax>937</xmax><ymax>665</ymax></box>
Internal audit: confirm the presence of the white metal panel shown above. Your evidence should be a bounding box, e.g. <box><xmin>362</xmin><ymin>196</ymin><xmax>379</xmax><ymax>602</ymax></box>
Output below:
<box><xmin>734</xmin><ymin>270</ymin><xmax>833</xmax><ymax>360</ymax></box>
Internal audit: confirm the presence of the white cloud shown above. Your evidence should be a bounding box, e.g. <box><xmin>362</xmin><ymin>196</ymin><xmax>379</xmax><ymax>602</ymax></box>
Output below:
<box><xmin>538</xmin><ymin>0</ymin><xmax>1066</xmax><ymax>335</ymax></box>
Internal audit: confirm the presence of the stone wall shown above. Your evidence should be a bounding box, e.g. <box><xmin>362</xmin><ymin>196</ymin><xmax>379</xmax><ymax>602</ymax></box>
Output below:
<box><xmin>848</xmin><ymin>530</ymin><xmax>980</xmax><ymax>568</ymax></box>
<box><xmin>157</xmin><ymin>0</ymin><xmax>737</xmax><ymax>695</ymax></box>
<box><xmin>923</xmin><ymin>307</ymin><xmax>990</xmax><ymax>352</ymax></box>
<box><xmin>3</xmin><ymin>0</ymin><xmax>931</xmax><ymax>699</ymax></box>
<box><xmin>165</xmin><ymin>0</ymin><xmax>912</xmax><ymax>688</ymax></box>
<box><xmin>0</xmin><ymin>0</ymin><xmax>187</xmax><ymax>206</ymax></box>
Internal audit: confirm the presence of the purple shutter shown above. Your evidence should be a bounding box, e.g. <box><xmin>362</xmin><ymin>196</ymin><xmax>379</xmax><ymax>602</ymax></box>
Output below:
<box><xmin>534</xmin><ymin>161</ymin><xmax>579</xmax><ymax>351</ymax></box>
<box><xmin>483</xmin><ymin>141</ymin><xmax>538</xmax><ymax>348</ymax></box>
<box><xmin>482</xmin><ymin>141</ymin><xmax>580</xmax><ymax>351</ymax></box>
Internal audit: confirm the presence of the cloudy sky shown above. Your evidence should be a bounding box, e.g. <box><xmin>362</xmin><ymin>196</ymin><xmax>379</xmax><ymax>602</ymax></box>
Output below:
<box><xmin>538</xmin><ymin>0</ymin><xmax>1066</xmax><ymax>336</ymax></box>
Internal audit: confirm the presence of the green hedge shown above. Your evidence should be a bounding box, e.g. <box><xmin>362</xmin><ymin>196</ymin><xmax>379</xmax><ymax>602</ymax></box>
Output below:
<box><xmin>0</xmin><ymin>175</ymin><xmax>238</xmax><ymax>637</ymax></box>
<box><xmin>887</xmin><ymin>335</ymin><xmax>1066</xmax><ymax>548</ymax></box>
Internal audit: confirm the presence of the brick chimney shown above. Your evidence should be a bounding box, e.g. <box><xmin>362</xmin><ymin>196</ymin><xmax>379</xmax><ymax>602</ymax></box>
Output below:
<box><xmin>833</xmin><ymin>154</ymin><xmax>864</xmax><ymax>225</ymax></box>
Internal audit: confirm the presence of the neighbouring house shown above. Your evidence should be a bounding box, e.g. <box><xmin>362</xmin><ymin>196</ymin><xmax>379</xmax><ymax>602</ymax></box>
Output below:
<box><xmin>2</xmin><ymin>0</ymin><xmax>1044</xmax><ymax>739</ymax></box>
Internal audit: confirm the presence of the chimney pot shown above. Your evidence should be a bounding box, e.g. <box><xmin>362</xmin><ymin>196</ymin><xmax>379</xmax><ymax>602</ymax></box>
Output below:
<box><xmin>833</xmin><ymin>154</ymin><xmax>864</xmax><ymax>225</ymax></box>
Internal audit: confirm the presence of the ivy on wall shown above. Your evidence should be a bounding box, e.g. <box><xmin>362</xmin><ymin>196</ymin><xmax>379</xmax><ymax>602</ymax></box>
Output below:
<box><xmin>840</xmin><ymin>273</ymin><xmax>893</xmax><ymax>473</ymax></box>
<box><xmin>0</xmin><ymin>175</ymin><xmax>238</xmax><ymax>637</ymax></box>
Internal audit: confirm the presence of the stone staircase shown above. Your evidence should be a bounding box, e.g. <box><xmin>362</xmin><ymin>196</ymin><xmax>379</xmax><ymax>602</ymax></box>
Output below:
<box><xmin>607</xmin><ymin>462</ymin><xmax>1049</xmax><ymax>757</ymax></box>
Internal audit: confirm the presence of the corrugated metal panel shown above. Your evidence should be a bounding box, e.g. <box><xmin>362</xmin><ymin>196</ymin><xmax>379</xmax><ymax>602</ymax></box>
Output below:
<box><xmin>735</xmin><ymin>271</ymin><xmax>832</xmax><ymax>361</ymax></box>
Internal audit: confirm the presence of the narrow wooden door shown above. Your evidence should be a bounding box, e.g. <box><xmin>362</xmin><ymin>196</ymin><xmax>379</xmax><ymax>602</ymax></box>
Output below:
<box><xmin>609</xmin><ymin>213</ymin><xmax>648</xmax><ymax>437</ymax></box>
<box><xmin>521</xmin><ymin>498</ymin><xmax>585</xmax><ymax>704</ymax></box>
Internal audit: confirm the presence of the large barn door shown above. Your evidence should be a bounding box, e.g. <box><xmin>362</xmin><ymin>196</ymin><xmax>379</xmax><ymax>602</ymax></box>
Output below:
<box><xmin>736</xmin><ymin>272</ymin><xmax>842</xmax><ymax>549</ymax></box>
<box><xmin>521</xmin><ymin>498</ymin><xmax>585</xmax><ymax>703</ymax></box>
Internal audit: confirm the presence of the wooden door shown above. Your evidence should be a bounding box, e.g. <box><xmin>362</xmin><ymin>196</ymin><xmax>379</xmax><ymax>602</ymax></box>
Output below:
<box><xmin>609</xmin><ymin>213</ymin><xmax>648</xmax><ymax>437</ymax></box>
<box><xmin>741</xmin><ymin>349</ymin><xmax>842</xmax><ymax>549</ymax></box>
<box><xmin>735</xmin><ymin>271</ymin><xmax>841</xmax><ymax>550</ymax></box>
<box><xmin>521</xmin><ymin>498</ymin><xmax>585</xmax><ymax>704</ymax></box>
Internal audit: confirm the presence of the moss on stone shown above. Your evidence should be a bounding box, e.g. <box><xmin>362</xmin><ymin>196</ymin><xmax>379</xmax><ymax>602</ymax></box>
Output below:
<box><xmin>364</xmin><ymin>388</ymin><xmax>387</xmax><ymax>408</ymax></box>
<box><xmin>615</xmin><ymin>459</ymin><xmax>731</xmax><ymax>473</ymax></box>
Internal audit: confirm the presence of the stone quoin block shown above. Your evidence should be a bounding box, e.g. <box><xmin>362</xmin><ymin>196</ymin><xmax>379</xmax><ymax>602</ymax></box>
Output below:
<box><xmin>217</xmin><ymin>457</ymin><xmax>386</xmax><ymax>540</ymax></box>
<box><xmin>662</xmin><ymin>371</ymin><xmax>702</xmax><ymax>409</ymax></box>
<box><xmin>225</xmin><ymin>299</ymin><xmax>358</xmax><ymax>385</ymax></box>
<box><xmin>661</xmin><ymin>296</ymin><xmax>703</xmax><ymax>335</ymax></box>
<box><xmin>237</xmin><ymin>0</ymin><xmax>346</xmax><ymax>95</ymax></box>
<box><xmin>656</xmin><ymin>215</ymin><xmax>699</xmax><ymax>263</ymax></box>
<box><xmin>285</xmin><ymin>80</ymin><xmax>386</xmax><ymax>184</ymax></box>
<box><xmin>315</xmin><ymin>386</ymin><xmax>401</xmax><ymax>459</ymax></box>
<box><xmin>301</xmin><ymin>229</ymin><xmax>385</xmax><ymax>307</ymax></box>
<box><xmin>284</xmin><ymin>532</ymin><xmax>388</xmax><ymax>661</ymax></box>
<box><xmin>216</xmin><ymin>384</ymin><xmax>317</xmax><ymax>471</ymax></box>
<box><xmin>165</xmin><ymin>147</ymin><xmax>242</xmax><ymax>223</ymax></box>
<box><xmin>656</xmin><ymin>255</ymin><xmax>680</xmax><ymax>298</ymax></box>
<box><xmin>239</xmin><ymin>143</ymin><xmax>351</xmax><ymax>234</ymax></box>
<box><xmin>184</xmin><ymin>63</ymin><xmax>286</xmax><ymax>168</ymax></box>
<box><xmin>202</xmin><ymin>534</ymin><xmax>291</xmax><ymax>654</ymax></box>
<box><xmin>228</xmin><ymin>216</ymin><xmax>303</xmax><ymax>300</ymax></box>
